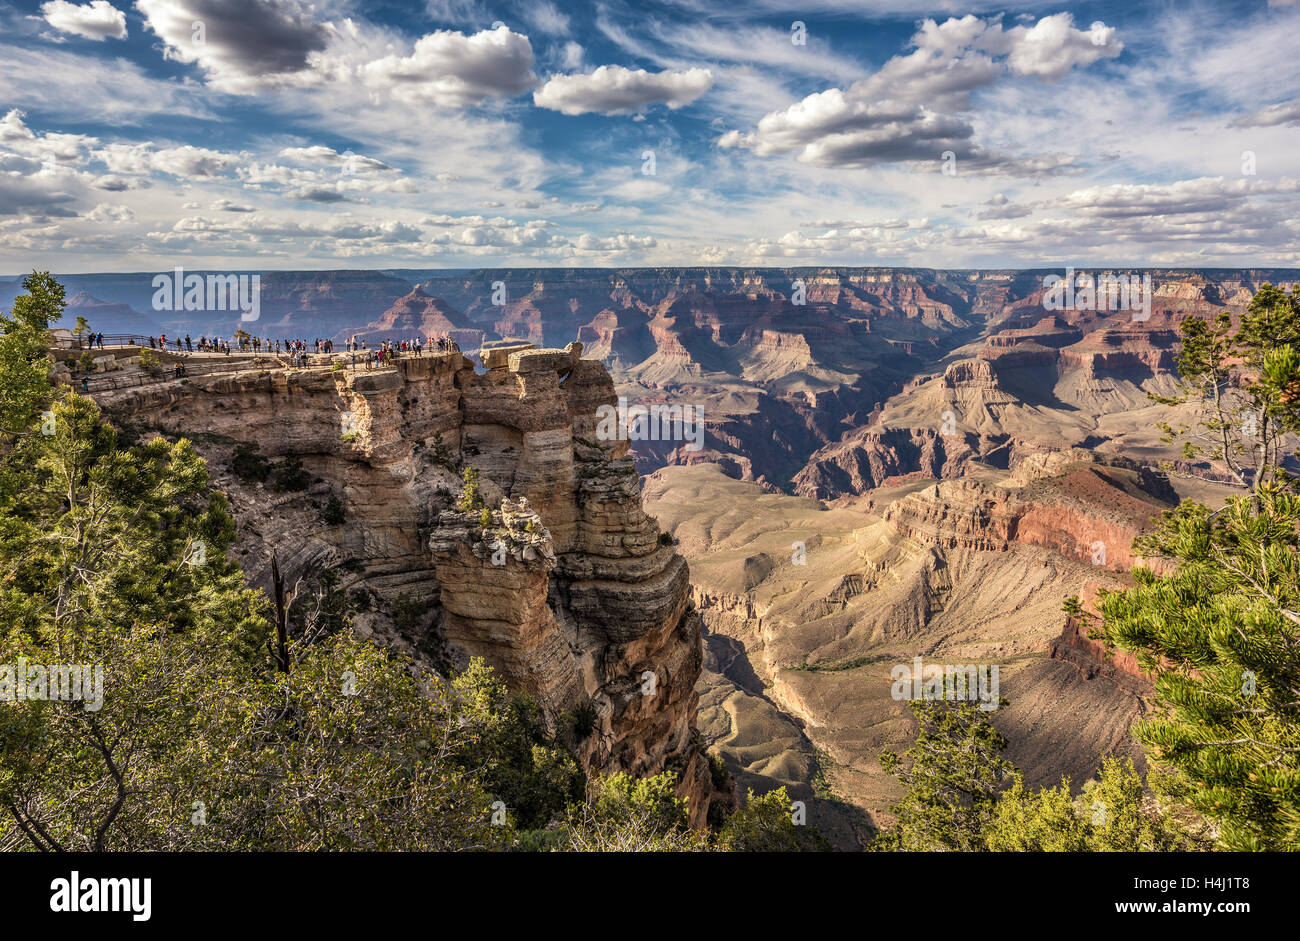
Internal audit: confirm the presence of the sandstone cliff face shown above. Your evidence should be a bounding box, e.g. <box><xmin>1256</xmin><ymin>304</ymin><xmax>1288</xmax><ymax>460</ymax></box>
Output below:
<box><xmin>1050</xmin><ymin>614</ymin><xmax>1149</xmax><ymax>690</ymax></box>
<box><xmin>95</xmin><ymin>346</ymin><xmax>713</xmax><ymax>825</ymax></box>
<box><xmin>881</xmin><ymin>453</ymin><xmax>1175</xmax><ymax>572</ymax></box>
<box><xmin>874</xmin><ymin>453</ymin><xmax>1170</xmax><ymax>690</ymax></box>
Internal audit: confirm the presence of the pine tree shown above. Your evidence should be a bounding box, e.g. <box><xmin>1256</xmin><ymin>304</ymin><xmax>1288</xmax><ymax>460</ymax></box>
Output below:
<box><xmin>0</xmin><ymin>271</ymin><xmax>63</xmax><ymax>442</ymax></box>
<box><xmin>984</xmin><ymin>757</ymin><xmax>1190</xmax><ymax>851</ymax></box>
<box><xmin>873</xmin><ymin>700</ymin><xmax>1016</xmax><ymax>851</ymax></box>
<box><xmin>1093</xmin><ymin>284</ymin><xmax>1300</xmax><ymax>850</ymax></box>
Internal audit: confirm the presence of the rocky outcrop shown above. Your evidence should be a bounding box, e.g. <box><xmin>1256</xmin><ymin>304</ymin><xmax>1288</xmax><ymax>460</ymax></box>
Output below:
<box><xmin>93</xmin><ymin>343</ymin><xmax>713</xmax><ymax>825</ymax></box>
<box><xmin>881</xmin><ymin>452</ymin><xmax>1175</xmax><ymax>571</ymax></box>
<box><xmin>1057</xmin><ymin>325</ymin><xmax>1179</xmax><ymax>375</ymax></box>
<box><xmin>1050</xmin><ymin>614</ymin><xmax>1150</xmax><ymax>691</ymax></box>
<box><xmin>349</xmin><ymin>286</ymin><xmax>484</xmax><ymax>350</ymax></box>
<box><xmin>793</xmin><ymin>427</ymin><xmax>981</xmax><ymax>499</ymax></box>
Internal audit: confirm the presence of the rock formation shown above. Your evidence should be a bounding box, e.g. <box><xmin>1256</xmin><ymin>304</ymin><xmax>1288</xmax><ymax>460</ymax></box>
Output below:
<box><xmin>351</xmin><ymin>286</ymin><xmax>484</xmax><ymax>350</ymax></box>
<box><xmin>92</xmin><ymin>343</ymin><xmax>714</xmax><ymax>825</ymax></box>
<box><xmin>881</xmin><ymin>450</ymin><xmax>1177</xmax><ymax>570</ymax></box>
<box><xmin>643</xmin><ymin>461</ymin><xmax>1158</xmax><ymax>846</ymax></box>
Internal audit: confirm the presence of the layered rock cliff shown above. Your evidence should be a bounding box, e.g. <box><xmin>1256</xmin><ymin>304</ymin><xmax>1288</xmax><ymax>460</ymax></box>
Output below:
<box><xmin>881</xmin><ymin>450</ymin><xmax>1177</xmax><ymax>571</ymax></box>
<box><xmin>93</xmin><ymin>344</ymin><xmax>713</xmax><ymax>825</ymax></box>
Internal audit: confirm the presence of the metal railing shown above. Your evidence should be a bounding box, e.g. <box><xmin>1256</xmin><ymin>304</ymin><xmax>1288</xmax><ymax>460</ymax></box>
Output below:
<box><xmin>55</xmin><ymin>335</ymin><xmax>267</xmax><ymax>353</ymax></box>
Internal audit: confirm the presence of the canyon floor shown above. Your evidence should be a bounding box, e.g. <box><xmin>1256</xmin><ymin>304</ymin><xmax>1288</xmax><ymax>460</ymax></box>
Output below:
<box><xmin>643</xmin><ymin>463</ymin><xmax>1172</xmax><ymax>848</ymax></box>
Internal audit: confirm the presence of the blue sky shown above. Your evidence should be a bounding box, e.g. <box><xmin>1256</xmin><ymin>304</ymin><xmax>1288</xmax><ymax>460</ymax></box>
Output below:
<box><xmin>0</xmin><ymin>0</ymin><xmax>1297</xmax><ymax>271</ymax></box>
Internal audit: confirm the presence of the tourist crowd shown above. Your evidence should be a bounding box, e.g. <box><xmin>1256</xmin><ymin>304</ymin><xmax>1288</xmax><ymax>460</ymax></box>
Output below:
<box><xmin>78</xmin><ymin>330</ymin><xmax>469</xmax><ymax>362</ymax></box>
<box><xmin>133</xmin><ymin>333</ymin><xmax>463</xmax><ymax>360</ymax></box>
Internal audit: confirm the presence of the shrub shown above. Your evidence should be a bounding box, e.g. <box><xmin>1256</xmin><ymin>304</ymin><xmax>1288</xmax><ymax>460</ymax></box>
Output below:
<box><xmin>458</xmin><ymin>466</ymin><xmax>484</xmax><ymax>514</ymax></box>
<box><xmin>138</xmin><ymin>347</ymin><xmax>162</xmax><ymax>375</ymax></box>
<box><xmin>430</xmin><ymin>432</ymin><xmax>457</xmax><ymax>470</ymax></box>
<box><xmin>708</xmin><ymin>752</ymin><xmax>730</xmax><ymax>791</ymax></box>
<box><xmin>451</xmin><ymin>658</ymin><xmax>585</xmax><ymax>833</ymax></box>
<box><xmin>272</xmin><ymin>455</ymin><xmax>311</xmax><ymax>492</ymax></box>
<box><xmin>560</xmin><ymin>772</ymin><xmax>708</xmax><ymax>852</ymax></box>
<box><xmin>322</xmin><ymin>495</ymin><xmax>345</xmax><ymax>524</ymax></box>
<box><xmin>230</xmin><ymin>442</ymin><xmax>272</xmax><ymax>482</ymax></box>
<box><xmin>719</xmin><ymin>787</ymin><xmax>805</xmax><ymax>852</ymax></box>
<box><xmin>392</xmin><ymin>594</ymin><xmax>424</xmax><ymax>635</ymax></box>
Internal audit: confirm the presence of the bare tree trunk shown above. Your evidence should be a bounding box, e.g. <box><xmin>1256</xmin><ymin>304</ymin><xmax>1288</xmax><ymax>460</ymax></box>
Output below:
<box><xmin>271</xmin><ymin>554</ymin><xmax>290</xmax><ymax>674</ymax></box>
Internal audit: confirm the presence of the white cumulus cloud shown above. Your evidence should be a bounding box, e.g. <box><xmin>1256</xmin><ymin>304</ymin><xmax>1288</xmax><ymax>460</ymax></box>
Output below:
<box><xmin>357</xmin><ymin>26</ymin><xmax>537</xmax><ymax>107</ymax></box>
<box><xmin>718</xmin><ymin>12</ymin><xmax>1120</xmax><ymax>171</ymax></box>
<box><xmin>40</xmin><ymin>0</ymin><xmax>127</xmax><ymax>40</ymax></box>
<box><xmin>534</xmin><ymin>65</ymin><xmax>713</xmax><ymax>115</ymax></box>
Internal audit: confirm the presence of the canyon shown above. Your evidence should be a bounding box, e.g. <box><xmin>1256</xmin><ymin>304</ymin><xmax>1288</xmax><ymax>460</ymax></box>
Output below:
<box><xmin>56</xmin><ymin>265</ymin><xmax>1298</xmax><ymax>845</ymax></box>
